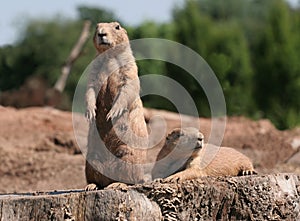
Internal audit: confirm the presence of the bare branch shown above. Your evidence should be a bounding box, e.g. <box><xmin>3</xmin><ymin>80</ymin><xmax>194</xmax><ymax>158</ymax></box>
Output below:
<box><xmin>54</xmin><ymin>20</ymin><xmax>91</xmax><ymax>93</ymax></box>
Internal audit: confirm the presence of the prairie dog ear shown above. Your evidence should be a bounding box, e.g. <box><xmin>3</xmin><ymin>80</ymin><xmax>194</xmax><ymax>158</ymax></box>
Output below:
<box><xmin>165</xmin><ymin>130</ymin><xmax>177</xmax><ymax>144</ymax></box>
<box><xmin>121</xmin><ymin>25</ymin><xmax>127</xmax><ymax>34</ymax></box>
<box><xmin>166</xmin><ymin>130</ymin><xmax>174</xmax><ymax>139</ymax></box>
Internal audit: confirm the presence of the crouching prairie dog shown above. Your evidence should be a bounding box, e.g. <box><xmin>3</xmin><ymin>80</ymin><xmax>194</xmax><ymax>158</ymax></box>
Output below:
<box><xmin>85</xmin><ymin>22</ymin><xmax>149</xmax><ymax>189</ymax></box>
<box><xmin>152</xmin><ymin>127</ymin><xmax>256</xmax><ymax>182</ymax></box>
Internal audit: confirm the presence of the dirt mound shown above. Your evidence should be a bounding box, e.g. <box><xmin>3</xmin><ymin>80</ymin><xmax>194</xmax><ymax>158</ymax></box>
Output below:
<box><xmin>0</xmin><ymin>106</ymin><xmax>299</xmax><ymax>193</ymax></box>
<box><xmin>0</xmin><ymin>107</ymin><xmax>86</xmax><ymax>193</ymax></box>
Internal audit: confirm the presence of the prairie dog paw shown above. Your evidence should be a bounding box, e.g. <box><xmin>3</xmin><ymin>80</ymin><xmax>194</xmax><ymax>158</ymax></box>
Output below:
<box><xmin>106</xmin><ymin>105</ymin><xmax>127</xmax><ymax>121</ymax></box>
<box><xmin>85</xmin><ymin>106</ymin><xmax>96</xmax><ymax>122</ymax></box>
<box><xmin>241</xmin><ymin>170</ymin><xmax>257</xmax><ymax>176</ymax></box>
<box><xmin>164</xmin><ymin>174</ymin><xmax>182</xmax><ymax>183</ymax></box>
<box><xmin>105</xmin><ymin>182</ymin><xmax>128</xmax><ymax>191</ymax></box>
<box><xmin>85</xmin><ymin>183</ymin><xmax>98</xmax><ymax>191</ymax></box>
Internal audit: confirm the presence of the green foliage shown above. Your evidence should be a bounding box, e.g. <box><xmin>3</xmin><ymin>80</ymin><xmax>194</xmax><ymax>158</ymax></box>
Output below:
<box><xmin>127</xmin><ymin>21</ymin><xmax>176</xmax><ymax>110</ymax></box>
<box><xmin>166</xmin><ymin>0</ymin><xmax>300</xmax><ymax>129</ymax></box>
<box><xmin>207</xmin><ymin>23</ymin><xmax>254</xmax><ymax>115</ymax></box>
<box><xmin>170</xmin><ymin>0</ymin><xmax>254</xmax><ymax>117</ymax></box>
<box><xmin>252</xmin><ymin>0</ymin><xmax>300</xmax><ymax>129</ymax></box>
<box><xmin>0</xmin><ymin>18</ymin><xmax>95</xmax><ymax>100</ymax></box>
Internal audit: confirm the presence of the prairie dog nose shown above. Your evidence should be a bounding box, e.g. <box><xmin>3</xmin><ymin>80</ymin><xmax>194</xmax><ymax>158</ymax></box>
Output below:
<box><xmin>97</xmin><ymin>32</ymin><xmax>107</xmax><ymax>37</ymax></box>
<box><xmin>198</xmin><ymin>132</ymin><xmax>204</xmax><ymax>140</ymax></box>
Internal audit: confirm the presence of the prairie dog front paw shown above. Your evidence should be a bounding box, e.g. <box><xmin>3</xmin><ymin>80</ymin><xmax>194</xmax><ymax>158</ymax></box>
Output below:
<box><xmin>85</xmin><ymin>183</ymin><xmax>98</xmax><ymax>191</ymax></box>
<box><xmin>106</xmin><ymin>104</ymin><xmax>127</xmax><ymax>120</ymax></box>
<box><xmin>85</xmin><ymin>105</ymin><xmax>96</xmax><ymax>121</ymax></box>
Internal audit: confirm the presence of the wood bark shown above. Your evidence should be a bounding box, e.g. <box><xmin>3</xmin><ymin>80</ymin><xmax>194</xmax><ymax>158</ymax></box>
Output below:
<box><xmin>0</xmin><ymin>189</ymin><xmax>161</xmax><ymax>221</ymax></box>
<box><xmin>1</xmin><ymin>174</ymin><xmax>300</xmax><ymax>220</ymax></box>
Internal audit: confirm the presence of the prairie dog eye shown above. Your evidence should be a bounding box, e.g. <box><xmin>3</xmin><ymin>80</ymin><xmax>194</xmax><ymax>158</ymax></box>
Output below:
<box><xmin>115</xmin><ymin>25</ymin><xmax>121</xmax><ymax>30</ymax></box>
<box><xmin>175</xmin><ymin>133</ymin><xmax>181</xmax><ymax>139</ymax></box>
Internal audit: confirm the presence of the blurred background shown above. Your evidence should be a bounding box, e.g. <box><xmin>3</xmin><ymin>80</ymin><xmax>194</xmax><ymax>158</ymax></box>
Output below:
<box><xmin>0</xmin><ymin>0</ymin><xmax>300</xmax><ymax>130</ymax></box>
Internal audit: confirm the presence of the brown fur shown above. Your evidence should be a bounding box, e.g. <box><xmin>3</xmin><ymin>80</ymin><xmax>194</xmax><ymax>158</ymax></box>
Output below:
<box><xmin>85</xmin><ymin>22</ymin><xmax>149</xmax><ymax>189</ymax></box>
<box><xmin>152</xmin><ymin>127</ymin><xmax>256</xmax><ymax>182</ymax></box>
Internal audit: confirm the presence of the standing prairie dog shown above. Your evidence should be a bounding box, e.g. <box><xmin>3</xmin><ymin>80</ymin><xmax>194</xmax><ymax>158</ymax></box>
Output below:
<box><xmin>152</xmin><ymin>127</ymin><xmax>256</xmax><ymax>182</ymax></box>
<box><xmin>85</xmin><ymin>22</ymin><xmax>149</xmax><ymax>189</ymax></box>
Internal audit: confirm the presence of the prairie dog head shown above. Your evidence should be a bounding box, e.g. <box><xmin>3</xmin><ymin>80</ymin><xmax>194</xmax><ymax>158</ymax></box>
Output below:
<box><xmin>93</xmin><ymin>22</ymin><xmax>129</xmax><ymax>53</ymax></box>
<box><xmin>165</xmin><ymin>127</ymin><xmax>204</xmax><ymax>153</ymax></box>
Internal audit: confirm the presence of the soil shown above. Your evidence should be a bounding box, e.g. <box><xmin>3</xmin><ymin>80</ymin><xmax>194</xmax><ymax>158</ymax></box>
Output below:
<box><xmin>0</xmin><ymin>106</ymin><xmax>299</xmax><ymax>193</ymax></box>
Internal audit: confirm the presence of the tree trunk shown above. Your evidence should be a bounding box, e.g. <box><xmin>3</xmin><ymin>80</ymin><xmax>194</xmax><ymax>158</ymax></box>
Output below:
<box><xmin>1</xmin><ymin>174</ymin><xmax>299</xmax><ymax>220</ymax></box>
<box><xmin>0</xmin><ymin>189</ymin><xmax>161</xmax><ymax>221</ymax></box>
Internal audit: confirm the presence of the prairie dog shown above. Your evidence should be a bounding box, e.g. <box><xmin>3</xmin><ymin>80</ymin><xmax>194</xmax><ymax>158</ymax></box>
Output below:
<box><xmin>152</xmin><ymin>127</ymin><xmax>256</xmax><ymax>182</ymax></box>
<box><xmin>85</xmin><ymin>22</ymin><xmax>149</xmax><ymax>189</ymax></box>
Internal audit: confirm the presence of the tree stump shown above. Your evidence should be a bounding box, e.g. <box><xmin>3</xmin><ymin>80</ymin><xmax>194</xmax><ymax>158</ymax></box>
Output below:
<box><xmin>0</xmin><ymin>174</ymin><xmax>299</xmax><ymax>220</ymax></box>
